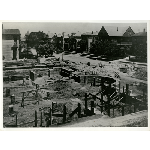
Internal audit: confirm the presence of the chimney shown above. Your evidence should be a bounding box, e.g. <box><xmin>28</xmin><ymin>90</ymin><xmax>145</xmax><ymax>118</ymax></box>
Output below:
<box><xmin>143</xmin><ymin>28</ymin><xmax>145</xmax><ymax>32</ymax></box>
<box><xmin>117</xmin><ymin>27</ymin><xmax>118</xmax><ymax>31</ymax></box>
<box><xmin>92</xmin><ymin>31</ymin><xmax>93</xmax><ymax>34</ymax></box>
<box><xmin>2</xmin><ymin>24</ymin><xmax>3</xmax><ymax>29</ymax></box>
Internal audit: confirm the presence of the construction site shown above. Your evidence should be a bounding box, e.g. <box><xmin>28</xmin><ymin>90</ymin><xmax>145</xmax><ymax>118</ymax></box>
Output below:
<box><xmin>3</xmin><ymin>53</ymin><xmax>148</xmax><ymax>127</ymax></box>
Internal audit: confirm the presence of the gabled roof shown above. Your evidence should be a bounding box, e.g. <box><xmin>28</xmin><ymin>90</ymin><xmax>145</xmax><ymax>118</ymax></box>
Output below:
<box><xmin>98</xmin><ymin>26</ymin><xmax>109</xmax><ymax>36</ymax></box>
<box><xmin>123</xmin><ymin>26</ymin><xmax>135</xmax><ymax>37</ymax></box>
<box><xmin>104</xmin><ymin>26</ymin><xmax>127</xmax><ymax>36</ymax></box>
<box><xmin>132</xmin><ymin>32</ymin><xmax>147</xmax><ymax>37</ymax></box>
<box><xmin>98</xmin><ymin>26</ymin><xmax>136</xmax><ymax>37</ymax></box>
<box><xmin>2</xmin><ymin>29</ymin><xmax>20</xmax><ymax>35</ymax></box>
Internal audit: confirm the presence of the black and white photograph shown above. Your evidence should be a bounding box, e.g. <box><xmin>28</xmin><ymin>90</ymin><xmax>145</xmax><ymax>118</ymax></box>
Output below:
<box><xmin>2</xmin><ymin>21</ymin><xmax>148</xmax><ymax>128</ymax></box>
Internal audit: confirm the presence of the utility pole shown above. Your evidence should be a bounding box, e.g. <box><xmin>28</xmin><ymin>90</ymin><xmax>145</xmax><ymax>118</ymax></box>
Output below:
<box><xmin>62</xmin><ymin>32</ymin><xmax>65</xmax><ymax>61</ymax></box>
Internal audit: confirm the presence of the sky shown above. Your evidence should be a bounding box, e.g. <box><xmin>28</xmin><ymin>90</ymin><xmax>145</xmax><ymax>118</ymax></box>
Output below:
<box><xmin>2</xmin><ymin>21</ymin><xmax>147</xmax><ymax>38</ymax></box>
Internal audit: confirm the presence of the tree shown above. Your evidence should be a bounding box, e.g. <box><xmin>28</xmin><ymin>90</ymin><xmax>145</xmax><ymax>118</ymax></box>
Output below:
<box><xmin>27</xmin><ymin>31</ymin><xmax>47</xmax><ymax>48</ymax></box>
<box><xmin>68</xmin><ymin>37</ymin><xmax>76</xmax><ymax>51</ymax></box>
<box><xmin>131</xmin><ymin>43</ymin><xmax>147</xmax><ymax>58</ymax></box>
<box><xmin>79</xmin><ymin>39</ymin><xmax>87</xmax><ymax>52</ymax></box>
<box><xmin>90</xmin><ymin>39</ymin><xmax>123</xmax><ymax>57</ymax></box>
<box><xmin>37</xmin><ymin>43</ymin><xmax>54</xmax><ymax>57</ymax></box>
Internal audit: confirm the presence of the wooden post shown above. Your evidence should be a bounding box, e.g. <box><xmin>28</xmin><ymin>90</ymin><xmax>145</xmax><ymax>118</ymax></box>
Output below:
<box><xmin>119</xmin><ymin>81</ymin><xmax>120</xmax><ymax>100</ymax></box>
<box><xmin>113</xmin><ymin>101</ymin><xmax>114</xmax><ymax>117</ymax></box>
<box><xmin>47</xmin><ymin>92</ymin><xmax>50</xmax><ymax>98</ymax></box>
<box><xmin>48</xmin><ymin>69</ymin><xmax>50</xmax><ymax>77</ymax></box>
<box><xmin>15</xmin><ymin>114</ymin><xmax>17</xmax><ymax>127</ymax></box>
<box><xmin>126</xmin><ymin>84</ymin><xmax>129</xmax><ymax>95</ymax></box>
<box><xmin>101</xmin><ymin>94</ymin><xmax>103</xmax><ymax>113</ymax></box>
<box><xmin>35</xmin><ymin>110</ymin><xmax>37</xmax><ymax>127</ymax></box>
<box><xmin>126</xmin><ymin>84</ymin><xmax>129</xmax><ymax>104</ymax></box>
<box><xmin>21</xmin><ymin>98</ymin><xmax>24</xmax><ymax>108</ymax></box>
<box><xmin>36</xmin><ymin>90</ymin><xmax>39</xmax><ymax>105</ymax></box>
<box><xmin>122</xmin><ymin>106</ymin><xmax>124</xmax><ymax>116</ymax></box>
<box><xmin>91</xmin><ymin>101</ymin><xmax>94</xmax><ymax>115</ymax></box>
<box><xmin>30</xmin><ymin>71</ymin><xmax>33</xmax><ymax>81</ymax></box>
<box><xmin>84</xmin><ymin>76</ymin><xmax>86</xmax><ymax>84</ymax></box>
<box><xmin>11</xmin><ymin>94</ymin><xmax>15</xmax><ymax>104</ymax></box>
<box><xmin>33</xmin><ymin>72</ymin><xmax>35</xmax><ymax>81</ymax></box>
<box><xmin>36</xmin><ymin>84</ymin><xmax>38</xmax><ymax>89</ymax></box>
<box><xmin>9</xmin><ymin>105</ymin><xmax>13</xmax><ymax>113</ymax></box>
<box><xmin>21</xmin><ymin>92</ymin><xmax>25</xmax><ymax>108</ymax></box>
<box><xmin>85</xmin><ymin>93</ymin><xmax>87</xmax><ymax>114</ymax></box>
<box><xmin>40</xmin><ymin>112</ymin><xmax>42</xmax><ymax>127</ymax></box>
<box><xmin>23</xmin><ymin>92</ymin><xmax>25</xmax><ymax>98</ymax></box>
<box><xmin>107</xmin><ymin>80</ymin><xmax>111</xmax><ymax>117</ymax></box>
<box><xmin>6</xmin><ymin>88</ymin><xmax>10</xmax><ymax>97</ymax></box>
<box><xmin>78</xmin><ymin>103</ymin><xmax>81</xmax><ymax>118</ymax></box>
<box><xmin>108</xmin><ymin>95</ymin><xmax>110</xmax><ymax>117</ymax></box>
<box><xmin>63</xmin><ymin>105</ymin><xmax>66</xmax><ymax>123</ymax></box>
<box><xmin>123</xmin><ymin>86</ymin><xmax>125</xmax><ymax>93</ymax></box>
<box><xmin>93</xmin><ymin>77</ymin><xmax>95</xmax><ymax>86</ymax></box>
<box><xmin>101</xmin><ymin>78</ymin><xmax>104</xmax><ymax>113</ymax></box>
<box><xmin>49</xmin><ymin>108</ymin><xmax>52</xmax><ymax>126</ymax></box>
<box><xmin>23</xmin><ymin>78</ymin><xmax>25</xmax><ymax>86</ymax></box>
<box><xmin>52</xmin><ymin>102</ymin><xmax>54</xmax><ymax>113</ymax></box>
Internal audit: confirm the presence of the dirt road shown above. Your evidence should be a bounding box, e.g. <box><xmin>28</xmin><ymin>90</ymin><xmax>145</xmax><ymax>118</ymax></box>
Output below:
<box><xmin>54</xmin><ymin>53</ymin><xmax>147</xmax><ymax>84</ymax></box>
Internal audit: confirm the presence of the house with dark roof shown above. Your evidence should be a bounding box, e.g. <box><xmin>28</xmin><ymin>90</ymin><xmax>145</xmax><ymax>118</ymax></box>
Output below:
<box><xmin>72</xmin><ymin>31</ymin><xmax>82</xmax><ymax>49</ymax></box>
<box><xmin>98</xmin><ymin>26</ymin><xmax>134</xmax><ymax>45</ymax></box>
<box><xmin>81</xmin><ymin>26</ymin><xmax>135</xmax><ymax>52</ymax></box>
<box><xmin>97</xmin><ymin>26</ymin><xmax>136</xmax><ymax>55</ymax></box>
<box><xmin>81</xmin><ymin>31</ymin><xmax>99</xmax><ymax>51</ymax></box>
<box><xmin>73</xmin><ymin>31</ymin><xmax>82</xmax><ymax>43</ymax></box>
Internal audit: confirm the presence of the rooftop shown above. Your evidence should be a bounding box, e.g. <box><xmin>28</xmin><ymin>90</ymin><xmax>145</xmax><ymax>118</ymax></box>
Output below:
<box><xmin>74</xmin><ymin>31</ymin><xmax>82</xmax><ymax>37</ymax></box>
<box><xmin>132</xmin><ymin>32</ymin><xmax>147</xmax><ymax>37</ymax></box>
<box><xmin>2</xmin><ymin>29</ymin><xmax>20</xmax><ymax>35</ymax></box>
<box><xmin>82</xmin><ymin>31</ymin><xmax>98</xmax><ymax>36</ymax></box>
<box><xmin>104</xmin><ymin>26</ymin><xmax>127</xmax><ymax>36</ymax></box>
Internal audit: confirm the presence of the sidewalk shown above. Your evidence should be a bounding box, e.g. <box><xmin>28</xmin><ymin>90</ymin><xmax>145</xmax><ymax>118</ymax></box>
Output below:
<box><xmin>61</xmin><ymin>110</ymin><xmax>148</xmax><ymax>127</ymax></box>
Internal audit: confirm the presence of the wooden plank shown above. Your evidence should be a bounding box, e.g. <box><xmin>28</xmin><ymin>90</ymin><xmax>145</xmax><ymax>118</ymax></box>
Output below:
<box><xmin>122</xmin><ymin>106</ymin><xmax>124</xmax><ymax>116</ymax></box>
<box><xmin>52</xmin><ymin>114</ymin><xmax>64</xmax><ymax>117</ymax></box>
<box><xmin>63</xmin><ymin>105</ymin><xmax>66</xmax><ymax>123</ymax></box>
<box><xmin>78</xmin><ymin>103</ymin><xmax>81</xmax><ymax>118</ymax></box>
<box><xmin>69</xmin><ymin>107</ymin><xmax>78</xmax><ymax>118</ymax></box>
<box><xmin>34</xmin><ymin>110</ymin><xmax>37</xmax><ymax>127</ymax></box>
